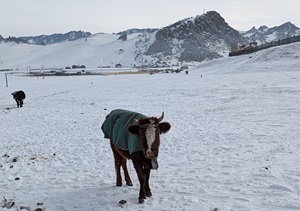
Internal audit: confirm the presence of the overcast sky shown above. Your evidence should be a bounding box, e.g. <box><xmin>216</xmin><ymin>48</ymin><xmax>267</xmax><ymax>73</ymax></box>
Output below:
<box><xmin>1</xmin><ymin>0</ymin><xmax>299</xmax><ymax>37</ymax></box>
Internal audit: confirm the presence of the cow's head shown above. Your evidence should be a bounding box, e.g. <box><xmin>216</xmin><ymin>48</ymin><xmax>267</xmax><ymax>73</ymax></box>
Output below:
<box><xmin>11</xmin><ymin>92</ymin><xmax>17</xmax><ymax>99</ymax></box>
<box><xmin>127</xmin><ymin>112</ymin><xmax>171</xmax><ymax>160</ymax></box>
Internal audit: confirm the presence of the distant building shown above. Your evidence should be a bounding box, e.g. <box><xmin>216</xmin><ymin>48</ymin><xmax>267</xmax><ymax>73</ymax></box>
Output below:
<box><xmin>115</xmin><ymin>63</ymin><xmax>122</xmax><ymax>68</ymax></box>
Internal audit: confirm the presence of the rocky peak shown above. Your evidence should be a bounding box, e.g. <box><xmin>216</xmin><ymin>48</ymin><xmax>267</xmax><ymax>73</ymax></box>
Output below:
<box><xmin>258</xmin><ymin>25</ymin><xmax>268</xmax><ymax>32</ymax></box>
<box><xmin>145</xmin><ymin>11</ymin><xmax>246</xmax><ymax>64</ymax></box>
<box><xmin>277</xmin><ymin>22</ymin><xmax>298</xmax><ymax>31</ymax></box>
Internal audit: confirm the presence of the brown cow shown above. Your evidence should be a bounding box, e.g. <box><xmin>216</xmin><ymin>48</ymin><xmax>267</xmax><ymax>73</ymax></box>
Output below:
<box><xmin>101</xmin><ymin>109</ymin><xmax>171</xmax><ymax>203</ymax></box>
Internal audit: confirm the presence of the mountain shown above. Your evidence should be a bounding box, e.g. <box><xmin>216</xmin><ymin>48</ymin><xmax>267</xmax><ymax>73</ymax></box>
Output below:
<box><xmin>143</xmin><ymin>11</ymin><xmax>247</xmax><ymax>64</ymax></box>
<box><xmin>242</xmin><ymin>22</ymin><xmax>300</xmax><ymax>44</ymax></box>
<box><xmin>1</xmin><ymin>11</ymin><xmax>299</xmax><ymax>69</ymax></box>
<box><xmin>18</xmin><ymin>30</ymin><xmax>92</xmax><ymax>45</ymax></box>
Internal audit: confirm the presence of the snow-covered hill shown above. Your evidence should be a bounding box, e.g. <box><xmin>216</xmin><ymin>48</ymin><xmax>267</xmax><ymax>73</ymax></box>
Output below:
<box><xmin>194</xmin><ymin>41</ymin><xmax>300</xmax><ymax>74</ymax></box>
<box><xmin>0</xmin><ymin>33</ymin><xmax>147</xmax><ymax>70</ymax></box>
<box><xmin>0</xmin><ymin>41</ymin><xmax>300</xmax><ymax>211</ymax></box>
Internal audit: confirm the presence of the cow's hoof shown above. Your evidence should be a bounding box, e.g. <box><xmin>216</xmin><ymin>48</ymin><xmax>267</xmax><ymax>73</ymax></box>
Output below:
<box><xmin>146</xmin><ymin>192</ymin><xmax>152</xmax><ymax>197</ymax></box>
<box><xmin>126</xmin><ymin>182</ymin><xmax>133</xmax><ymax>186</ymax></box>
<box><xmin>116</xmin><ymin>183</ymin><xmax>122</xmax><ymax>187</ymax></box>
<box><xmin>139</xmin><ymin>198</ymin><xmax>144</xmax><ymax>203</ymax></box>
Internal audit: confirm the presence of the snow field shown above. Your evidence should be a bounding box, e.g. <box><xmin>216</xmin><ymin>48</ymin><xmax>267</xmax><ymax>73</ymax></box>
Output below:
<box><xmin>1</xmin><ymin>44</ymin><xmax>300</xmax><ymax>210</ymax></box>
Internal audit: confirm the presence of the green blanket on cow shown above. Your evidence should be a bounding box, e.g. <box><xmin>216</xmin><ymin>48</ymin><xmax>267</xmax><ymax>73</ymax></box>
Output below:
<box><xmin>101</xmin><ymin>109</ymin><xmax>147</xmax><ymax>155</ymax></box>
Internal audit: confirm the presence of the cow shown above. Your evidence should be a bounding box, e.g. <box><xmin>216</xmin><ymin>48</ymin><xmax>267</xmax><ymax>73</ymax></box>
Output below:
<box><xmin>11</xmin><ymin>90</ymin><xmax>26</xmax><ymax>108</ymax></box>
<box><xmin>101</xmin><ymin>109</ymin><xmax>171</xmax><ymax>203</ymax></box>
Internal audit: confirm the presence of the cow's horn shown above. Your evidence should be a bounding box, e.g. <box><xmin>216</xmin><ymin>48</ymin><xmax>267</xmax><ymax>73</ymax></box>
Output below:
<box><xmin>158</xmin><ymin>112</ymin><xmax>164</xmax><ymax>122</ymax></box>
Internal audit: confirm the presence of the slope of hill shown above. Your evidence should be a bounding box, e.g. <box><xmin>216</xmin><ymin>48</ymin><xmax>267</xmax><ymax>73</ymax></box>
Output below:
<box><xmin>0</xmin><ymin>33</ymin><xmax>140</xmax><ymax>69</ymax></box>
<box><xmin>193</xmin><ymin>41</ymin><xmax>300</xmax><ymax>74</ymax></box>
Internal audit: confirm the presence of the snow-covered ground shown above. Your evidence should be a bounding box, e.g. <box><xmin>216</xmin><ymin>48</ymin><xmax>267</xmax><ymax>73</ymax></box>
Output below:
<box><xmin>0</xmin><ymin>42</ymin><xmax>300</xmax><ymax>211</ymax></box>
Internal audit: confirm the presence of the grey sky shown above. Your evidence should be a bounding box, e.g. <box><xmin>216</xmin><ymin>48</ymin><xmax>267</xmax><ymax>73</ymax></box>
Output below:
<box><xmin>1</xmin><ymin>0</ymin><xmax>299</xmax><ymax>37</ymax></box>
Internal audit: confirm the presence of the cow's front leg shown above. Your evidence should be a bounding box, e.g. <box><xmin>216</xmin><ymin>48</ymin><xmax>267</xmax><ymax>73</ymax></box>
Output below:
<box><xmin>145</xmin><ymin>167</ymin><xmax>152</xmax><ymax>197</ymax></box>
<box><xmin>132</xmin><ymin>160</ymin><xmax>146</xmax><ymax>203</ymax></box>
<box><xmin>16</xmin><ymin>100</ymin><xmax>20</xmax><ymax>108</ymax></box>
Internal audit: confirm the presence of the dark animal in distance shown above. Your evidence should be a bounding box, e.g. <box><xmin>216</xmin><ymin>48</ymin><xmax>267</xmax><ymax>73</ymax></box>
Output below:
<box><xmin>101</xmin><ymin>109</ymin><xmax>171</xmax><ymax>203</ymax></box>
<box><xmin>11</xmin><ymin>90</ymin><xmax>26</xmax><ymax>108</ymax></box>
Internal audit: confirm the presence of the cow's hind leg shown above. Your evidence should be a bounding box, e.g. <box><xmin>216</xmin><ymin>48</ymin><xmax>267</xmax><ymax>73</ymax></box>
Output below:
<box><xmin>121</xmin><ymin>158</ymin><xmax>132</xmax><ymax>186</ymax></box>
<box><xmin>110</xmin><ymin>140</ymin><xmax>123</xmax><ymax>186</ymax></box>
<box><xmin>110</xmin><ymin>140</ymin><xmax>132</xmax><ymax>186</ymax></box>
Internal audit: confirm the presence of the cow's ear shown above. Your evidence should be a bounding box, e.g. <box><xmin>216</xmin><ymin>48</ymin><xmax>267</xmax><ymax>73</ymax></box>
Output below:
<box><xmin>159</xmin><ymin>122</ymin><xmax>171</xmax><ymax>134</ymax></box>
<box><xmin>127</xmin><ymin>125</ymin><xmax>140</xmax><ymax>136</ymax></box>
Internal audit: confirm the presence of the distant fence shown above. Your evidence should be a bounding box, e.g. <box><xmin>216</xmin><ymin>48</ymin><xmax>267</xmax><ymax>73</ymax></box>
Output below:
<box><xmin>229</xmin><ymin>35</ymin><xmax>300</xmax><ymax>57</ymax></box>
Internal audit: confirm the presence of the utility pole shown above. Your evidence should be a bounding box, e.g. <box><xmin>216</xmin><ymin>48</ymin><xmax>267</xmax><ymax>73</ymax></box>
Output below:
<box><xmin>41</xmin><ymin>64</ymin><xmax>45</xmax><ymax>79</ymax></box>
<box><xmin>5</xmin><ymin>73</ymin><xmax>8</xmax><ymax>87</ymax></box>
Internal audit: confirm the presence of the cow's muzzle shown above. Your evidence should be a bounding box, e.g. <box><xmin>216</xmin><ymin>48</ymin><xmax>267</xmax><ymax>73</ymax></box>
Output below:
<box><xmin>146</xmin><ymin>150</ymin><xmax>157</xmax><ymax>159</ymax></box>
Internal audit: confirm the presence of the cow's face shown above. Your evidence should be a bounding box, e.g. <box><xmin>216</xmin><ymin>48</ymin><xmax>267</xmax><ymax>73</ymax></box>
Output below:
<box><xmin>11</xmin><ymin>92</ymin><xmax>17</xmax><ymax>99</ymax></box>
<box><xmin>127</xmin><ymin>112</ymin><xmax>171</xmax><ymax>159</ymax></box>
